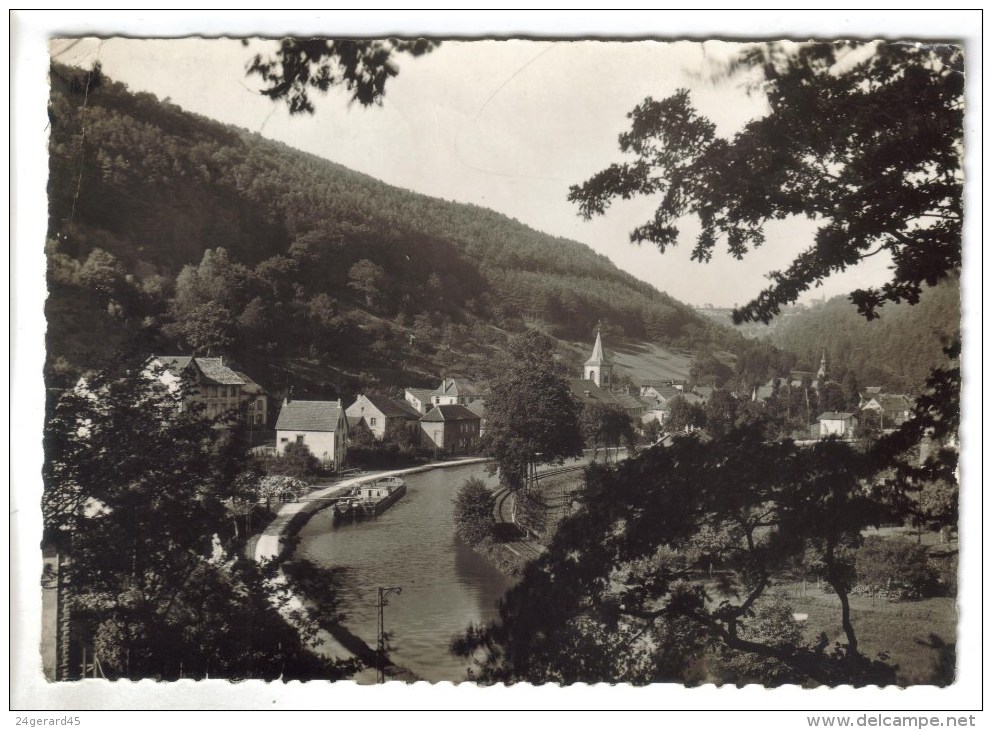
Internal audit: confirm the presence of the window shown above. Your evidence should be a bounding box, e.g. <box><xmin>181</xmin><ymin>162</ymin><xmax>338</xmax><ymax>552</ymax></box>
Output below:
<box><xmin>370</xmin><ymin>417</ymin><xmax>377</xmax><ymax>426</ymax></box>
<box><xmin>296</xmin><ymin>435</ymin><xmax>304</xmax><ymax>444</ymax></box>
<box><xmin>280</xmin><ymin>437</ymin><xmax>288</xmax><ymax>444</ymax></box>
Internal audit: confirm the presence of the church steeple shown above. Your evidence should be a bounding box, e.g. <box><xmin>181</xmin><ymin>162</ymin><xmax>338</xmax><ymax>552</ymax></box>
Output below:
<box><xmin>584</xmin><ymin>330</ymin><xmax>613</xmax><ymax>388</ymax></box>
<box><xmin>817</xmin><ymin>350</ymin><xmax>827</xmax><ymax>380</ymax></box>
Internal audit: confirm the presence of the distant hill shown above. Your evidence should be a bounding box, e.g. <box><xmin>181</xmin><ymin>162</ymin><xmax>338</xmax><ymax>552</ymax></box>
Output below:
<box><xmin>45</xmin><ymin>63</ymin><xmax>781</xmax><ymax>401</ymax></box>
<box><xmin>693</xmin><ymin>308</ymin><xmax>777</xmax><ymax>339</ymax></box>
<box><xmin>764</xmin><ymin>277</ymin><xmax>961</xmax><ymax>393</ymax></box>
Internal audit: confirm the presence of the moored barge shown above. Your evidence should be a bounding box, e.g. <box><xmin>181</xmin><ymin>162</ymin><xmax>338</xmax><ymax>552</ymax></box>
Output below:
<box><xmin>333</xmin><ymin>477</ymin><xmax>407</xmax><ymax>524</ymax></box>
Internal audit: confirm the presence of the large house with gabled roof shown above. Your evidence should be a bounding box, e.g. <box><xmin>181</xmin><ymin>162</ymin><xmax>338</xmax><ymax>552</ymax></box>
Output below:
<box><xmin>420</xmin><ymin>404</ymin><xmax>481</xmax><ymax>455</ymax></box>
<box><xmin>859</xmin><ymin>390</ymin><xmax>915</xmax><ymax>428</ymax></box>
<box><xmin>346</xmin><ymin>394</ymin><xmax>422</xmax><ymax>441</ymax></box>
<box><xmin>275</xmin><ymin>398</ymin><xmax>348</xmax><ymax>468</ymax></box>
<box><xmin>146</xmin><ymin>355</ymin><xmax>268</xmax><ymax>428</ymax></box>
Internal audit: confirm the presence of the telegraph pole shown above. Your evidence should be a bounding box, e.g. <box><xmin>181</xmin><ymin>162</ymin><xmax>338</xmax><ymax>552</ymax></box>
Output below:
<box><xmin>375</xmin><ymin>586</ymin><xmax>402</xmax><ymax>683</ymax></box>
<box><xmin>248</xmin><ymin>400</ymin><xmax>255</xmax><ymax>450</ymax></box>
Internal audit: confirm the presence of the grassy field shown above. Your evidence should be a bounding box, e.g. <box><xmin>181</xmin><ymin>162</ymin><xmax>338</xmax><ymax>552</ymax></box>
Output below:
<box><xmin>767</xmin><ymin>583</ymin><xmax>957</xmax><ymax>686</ymax></box>
<box><xmin>768</xmin><ymin>525</ymin><xmax>959</xmax><ymax>686</ymax></box>
<box><xmin>609</xmin><ymin>341</ymin><xmax>694</xmax><ymax>383</ymax></box>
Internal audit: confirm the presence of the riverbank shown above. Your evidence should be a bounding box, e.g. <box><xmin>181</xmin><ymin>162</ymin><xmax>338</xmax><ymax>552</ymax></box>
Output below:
<box><xmin>254</xmin><ymin>457</ymin><xmax>491</xmax><ymax>562</ymax></box>
<box><xmin>253</xmin><ymin>457</ymin><xmax>491</xmax><ymax>674</ymax></box>
<box><xmin>471</xmin><ymin>452</ymin><xmax>624</xmax><ymax>577</ymax></box>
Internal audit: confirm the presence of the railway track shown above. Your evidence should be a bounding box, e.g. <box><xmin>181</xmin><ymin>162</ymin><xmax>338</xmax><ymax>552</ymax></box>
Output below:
<box><xmin>488</xmin><ymin>464</ymin><xmax>587</xmax><ymax>566</ymax></box>
<box><xmin>491</xmin><ymin>464</ymin><xmax>585</xmax><ymax>524</ymax></box>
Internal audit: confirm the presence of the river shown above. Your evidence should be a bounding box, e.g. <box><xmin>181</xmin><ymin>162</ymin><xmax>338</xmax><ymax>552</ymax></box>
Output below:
<box><xmin>294</xmin><ymin>462</ymin><xmax>514</xmax><ymax>683</ymax></box>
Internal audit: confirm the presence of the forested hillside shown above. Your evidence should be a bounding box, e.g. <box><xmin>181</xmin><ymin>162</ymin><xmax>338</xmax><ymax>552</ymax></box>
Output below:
<box><xmin>45</xmin><ymin>63</ymin><xmax>779</xmax><ymax>399</ymax></box>
<box><xmin>767</xmin><ymin>276</ymin><xmax>961</xmax><ymax>393</ymax></box>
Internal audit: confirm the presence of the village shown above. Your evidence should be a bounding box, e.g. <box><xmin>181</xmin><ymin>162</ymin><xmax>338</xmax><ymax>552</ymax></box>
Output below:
<box><xmin>145</xmin><ymin>330</ymin><xmax>920</xmax><ymax>477</ymax></box>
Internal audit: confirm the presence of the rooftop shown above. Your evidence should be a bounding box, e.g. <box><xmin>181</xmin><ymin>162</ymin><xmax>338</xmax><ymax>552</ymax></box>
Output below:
<box><xmin>568</xmin><ymin>378</ymin><xmax>619</xmax><ymax>405</ymax></box>
<box><xmin>818</xmin><ymin>411</ymin><xmax>855</xmax><ymax>421</ymax></box>
<box><xmin>421</xmin><ymin>404</ymin><xmax>480</xmax><ymax>422</ymax></box>
<box><xmin>351</xmin><ymin>394</ymin><xmax>422</xmax><ymax>419</ymax></box>
<box><xmin>583</xmin><ymin>331</ymin><xmax>613</xmax><ymax>367</ymax></box>
<box><xmin>276</xmin><ymin>400</ymin><xmax>344</xmax><ymax>432</ymax></box>
<box><xmin>152</xmin><ymin>355</ymin><xmax>246</xmax><ymax>386</ymax></box>
<box><xmin>431</xmin><ymin>378</ymin><xmax>481</xmax><ymax>398</ymax></box>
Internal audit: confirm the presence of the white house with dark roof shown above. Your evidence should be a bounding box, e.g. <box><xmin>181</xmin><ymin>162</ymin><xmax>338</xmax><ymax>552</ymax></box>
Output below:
<box><xmin>639</xmin><ymin>379</ymin><xmax>686</xmax><ymax>398</ymax></box>
<box><xmin>640</xmin><ymin>382</ymin><xmax>683</xmax><ymax>403</ymax></box>
<box><xmin>275</xmin><ymin>399</ymin><xmax>348</xmax><ymax>468</ymax></box>
<box><xmin>818</xmin><ymin>411</ymin><xmax>858</xmax><ymax>439</ymax></box>
<box><xmin>859</xmin><ymin>391</ymin><xmax>915</xmax><ymax>429</ymax></box>
<box><xmin>430</xmin><ymin>378</ymin><xmax>482</xmax><ymax>407</ymax></box>
<box><xmin>404</xmin><ymin>387</ymin><xmax>435</xmax><ymax>415</ymax></box>
<box><xmin>346</xmin><ymin>394</ymin><xmax>422</xmax><ymax>441</ymax></box>
<box><xmin>420</xmin><ymin>404</ymin><xmax>480</xmax><ymax>455</ymax></box>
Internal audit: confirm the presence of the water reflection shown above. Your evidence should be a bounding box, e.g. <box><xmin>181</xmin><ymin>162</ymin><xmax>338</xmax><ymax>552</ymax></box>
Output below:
<box><xmin>295</xmin><ymin>463</ymin><xmax>514</xmax><ymax>682</ymax></box>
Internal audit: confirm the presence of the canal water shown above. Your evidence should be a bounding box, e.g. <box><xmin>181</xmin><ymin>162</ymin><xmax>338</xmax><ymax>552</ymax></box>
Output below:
<box><xmin>294</xmin><ymin>462</ymin><xmax>515</xmax><ymax>683</ymax></box>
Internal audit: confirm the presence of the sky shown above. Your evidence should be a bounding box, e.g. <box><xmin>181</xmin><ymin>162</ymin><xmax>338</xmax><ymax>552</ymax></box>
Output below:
<box><xmin>47</xmin><ymin>34</ymin><xmax>897</xmax><ymax>309</ymax></box>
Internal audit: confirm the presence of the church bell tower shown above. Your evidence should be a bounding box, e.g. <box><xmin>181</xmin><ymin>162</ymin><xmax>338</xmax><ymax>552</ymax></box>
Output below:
<box><xmin>584</xmin><ymin>330</ymin><xmax>613</xmax><ymax>389</ymax></box>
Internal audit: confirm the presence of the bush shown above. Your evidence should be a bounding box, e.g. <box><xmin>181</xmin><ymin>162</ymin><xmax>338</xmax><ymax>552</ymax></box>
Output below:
<box><xmin>261</xmin><ymin>441</ymin><xmax>321</xmax><ymax>480</ymax></box>
<box><xmin>856</xmin><ymin>537</ymin><xmax>941</xmax><ymax>599</ymax></box>
<box><xmin>453</xmin><ymin>477</ymin><xmax>495</xmax><ymax>548</ymax></box>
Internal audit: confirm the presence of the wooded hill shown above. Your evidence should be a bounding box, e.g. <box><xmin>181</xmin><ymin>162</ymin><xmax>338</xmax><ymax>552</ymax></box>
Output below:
<box><xmin>765</xmin><ymin>276</ymin><xmax>960</xmax><ymax>394</ymax></box>
<box><xmin>45</xmin><ymin>63</ymin><xmax>786</xmax><ymax>400</ymax></box>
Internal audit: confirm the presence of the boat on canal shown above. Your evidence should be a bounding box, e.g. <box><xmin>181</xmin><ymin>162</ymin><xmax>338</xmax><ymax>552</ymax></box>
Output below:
<box><xmin>333</xmin><ymin>477</ymin><xmax>407</xmax><ymax>524</ymax></box>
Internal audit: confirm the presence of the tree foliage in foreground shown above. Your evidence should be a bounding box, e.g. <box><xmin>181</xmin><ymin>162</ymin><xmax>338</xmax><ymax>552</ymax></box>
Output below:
<box><xmin>455</xmin><ymin>429</ymin><xmax>898</xmax><ymax>686</ymax></box>
<box><xmin>569</xmin><ymin>41</ymin><xmax>963</xmax><ymax>324</ymax></box>
<box><xmin>246</xmin><ymin>37</ymin><xmax>439</xmax><ymax>112</ymax></box>
<box><xmin>543</xmin><ymin>43</ymin><xmax>963</xmax><ymax>684</ymax></box>
<box><xmin>43</xmin><ymin>364</ymin><xmax>352</xmax><ymax>680</ymax></box>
